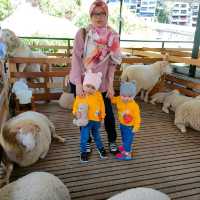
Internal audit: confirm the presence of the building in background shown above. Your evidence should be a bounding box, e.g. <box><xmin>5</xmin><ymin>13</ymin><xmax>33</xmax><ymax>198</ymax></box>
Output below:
<box><xmin>108</xmin><ymin>0</ymin><xmax>157</xmax><ymax>20</ymax></box>
<box><xmin>169</xmin><ymin>2</ymin><xmax>190</xmax><ymax>25</ymax></box>
<box><xmin>190</xmin><ymin>3</ymin><xmax>199</xmax><ymax>26</ymax></box>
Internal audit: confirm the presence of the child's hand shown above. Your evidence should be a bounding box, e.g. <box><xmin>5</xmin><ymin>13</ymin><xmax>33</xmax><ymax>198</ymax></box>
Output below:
<box><xmin>132</xmin><ymin>127</ymin><xmax>139</xmax><ymax>133</ymax></box>
<box><xmin>76</xmin><ymin>112</ymin><xmax>81</xmax><ymax>119</ymax></box>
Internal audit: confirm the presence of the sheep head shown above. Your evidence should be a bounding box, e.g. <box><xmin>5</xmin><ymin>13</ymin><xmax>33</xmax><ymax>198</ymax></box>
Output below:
<box><xmin>1</xmin><ymin>29</ymin><xmax>21</xmax><ymax>55</ymax></box>
<box><xmin>2</xmin><ymin>122</ymin><xmax>40</xmax><ymax>153</ymax></box>
<box><xmin>157</xmin><ymin>61</ymin><xmax>172</xmax><ymax>75</ymax></box>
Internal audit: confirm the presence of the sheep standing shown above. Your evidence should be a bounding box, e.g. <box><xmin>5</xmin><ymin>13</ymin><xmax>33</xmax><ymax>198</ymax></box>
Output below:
<box><xmin>175</xmin><ymin>99</ymin><xmax>200</xmax><ymax>133</ymax></box>
<box><xmin>0</xmin><ymin>29</ymin><xmax>45</xmax><ymax>82</ymax></box>
<box><xmin>108</xmin><ymin>187</ymin><xmax>170</xmax><ymax>200</ymax></box>
<box><xmin>0</xmin><ymin>172</ymin><xmax>71</xmax><ymax>200</ymax></box>
<box><xmin>121</xmin><ymin>61</ymin><xmax>171</xmax><ymax>102</ymax></box>
<box><xmin>0</xmin><ymin>111</ymin><xmax>65</xmax><ymax>184</ymax></box>
<box><xmin>162</xmin><ymin>90</ymin><xmax>195</xmax><ymax>113</ymax></box>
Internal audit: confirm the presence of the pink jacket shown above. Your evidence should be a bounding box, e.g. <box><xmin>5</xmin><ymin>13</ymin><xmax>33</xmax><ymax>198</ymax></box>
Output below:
<box><xmin>69</xmin><ymin>28</ymin><xmax>122</xmax><ymax>93</ymax></box>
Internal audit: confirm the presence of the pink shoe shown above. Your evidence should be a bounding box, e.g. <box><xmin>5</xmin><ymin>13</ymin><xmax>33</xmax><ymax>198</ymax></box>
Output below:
<box><xmin>115</xmin><ymin>152</ymin><xmax>133</xmax><ymax>161</ymax></box>
<box><xmin>115</xmin><ymin>153</ymin><xmax>124</xmax><ymax>159</ymax></box>
<box><xmin>118</xmin><ymin>146</ymin><xmax>125</xmax><ymax>152</ymax></box>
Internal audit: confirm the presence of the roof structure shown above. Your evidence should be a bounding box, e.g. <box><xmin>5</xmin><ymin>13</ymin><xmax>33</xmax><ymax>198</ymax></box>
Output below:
<box><xmin>0</xmin><ymin>3</ymin><xmax>78</xmax><ymax>37</ymax></box>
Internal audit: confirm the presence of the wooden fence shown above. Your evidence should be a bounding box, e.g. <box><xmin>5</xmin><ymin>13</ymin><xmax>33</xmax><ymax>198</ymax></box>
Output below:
<box><xmin>7</xmin><ymin>46</ymin><xmax>200</xmax><ymax>105</ymax></box>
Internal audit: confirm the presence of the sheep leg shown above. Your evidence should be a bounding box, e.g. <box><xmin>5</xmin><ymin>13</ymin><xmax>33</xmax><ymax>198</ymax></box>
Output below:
<box><xmin>144</xmin><ymin>90</ymin><xmax>150</xmax><ymax>102</ymax></box>
<box><xmin>52</xmin><ymin>133</ymin><xmax>65</xmax><ymax>143</ymax></box>
<box><xmin>175</xmin><ymin>122</ymin><xmax>186</xmax><ymax>133</ymax></box>
<box><xmin>140</xmin><ymin>90</ymin><xmax>145</xmax><ymax>100</ymax></box>
<box><xmin>40</xmin><ymin>150</ymin><xmax>48</xmax><ymax>159</ymax></box>
<box><xmin>48</xmin><ymin>120</ymin><xmax>65</xmax><ymax>143</ymax></box>
<box><xmin>162</xmin><ymin>103</ymin><xmax>170</xmax><ymax>113</ymax></box>
<box><xmin>150</xmin><ymin>97</ymin><xmax>157</xmax><ymax>105</ymax></box>
<box><xmin>2</xmin><ymin>158</ymin><xmax>14</xmax><ymax>185</ymax></box>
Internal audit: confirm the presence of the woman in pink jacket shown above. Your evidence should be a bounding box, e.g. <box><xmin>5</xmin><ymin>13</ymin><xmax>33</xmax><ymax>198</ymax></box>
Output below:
<box><xmin>69</xmin><ymin>0</ymin><xmax>122</xmax><ymax>154</ymax></box>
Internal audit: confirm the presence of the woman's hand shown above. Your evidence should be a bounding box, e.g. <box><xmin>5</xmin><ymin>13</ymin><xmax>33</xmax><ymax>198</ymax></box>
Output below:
<box><xmin>106</xmin><ymin>84</ymin><xmax>115</xmax><ymax>98</ymax></box>
<box><xmin>76</xmin><ymin>84</ymin><xmax>84</xmax><ymax>97</ymax></box>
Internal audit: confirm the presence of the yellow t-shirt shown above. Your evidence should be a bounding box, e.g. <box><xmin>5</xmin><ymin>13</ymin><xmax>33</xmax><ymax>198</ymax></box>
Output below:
<box><xmin>111</xmin><ymin>96</ymin><xmax>141</xmax><ymax>132</ymax></box>
<box><xmin>73</xmin><ymin>91</ymin><xmax>105</xmax><ymax>122</ymax></box>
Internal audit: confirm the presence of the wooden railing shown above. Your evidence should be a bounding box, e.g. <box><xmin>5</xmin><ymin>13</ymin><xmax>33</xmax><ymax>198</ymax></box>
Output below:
<box><xmin>7</xmin><ymin>46</ymin><xmax>200</xmax><ymax>105</ymax></box>
<box><xmin>0</xmin><ymin>61</ymin><xmax>9</xmax><ymax>130</ymax></box>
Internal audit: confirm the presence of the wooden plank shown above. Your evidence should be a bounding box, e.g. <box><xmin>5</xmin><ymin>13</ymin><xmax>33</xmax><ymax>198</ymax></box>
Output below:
<box><xmin>10</xmin><ymin>71</ymin><xmax>69</xmax><ymax>78</ymax></box>
<box><xmin>122</xmin><ymin>57</ymin><xmax>162</xmax><ymax>64</ymax></box>
<box><xmin>8</xmin><ymin>57</ymin><xmax>71</xmax><ymax>65</ymax></box>
<box><xmin>165</xmin><ymin>74</ymin><xmax>200</xmax><ymax>90</ymax></box>
<box><xmin>8</xmin><ymin>101</ymin><xmax>200</xmax><ymax>200</ymax></box>
<box><xmin>33</xmin><ymin>92</ymin><xmax>61</xmax><ymax>101</ymax></box>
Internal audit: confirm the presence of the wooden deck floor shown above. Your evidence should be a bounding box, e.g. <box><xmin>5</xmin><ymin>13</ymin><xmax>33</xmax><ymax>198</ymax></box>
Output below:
<box><xmin>11</xmin><ymin>100</ymin><xmax>200</xmax><ymax>200</ymax></box>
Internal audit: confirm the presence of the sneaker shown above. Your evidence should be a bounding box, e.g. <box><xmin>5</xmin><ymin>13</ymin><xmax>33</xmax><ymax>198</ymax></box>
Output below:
<box><xmin>97</xmin><ymin>147</ymin><xmax>107</xmax><ymax>159</ymax></box>
<box><xmin>115</xmin><ymin>152</ymin><xmax>133</xmax><ymax>161</ymax></box>
<box><xmin>80</xmin><ymin>152</ymin><xmax>88</xmax><ymax>163</ymax></box>
<box><xmin>118</xmin><ymin>145</ymin><xmax>125</xmax><ymax>152</ymax></box>
<box><xmin>86</xmin><ymin>143</ymin><xmax>91</xmax><ymax>153</ymax></box>
<box><xmin>109</xmin><ymin>143</ymin><xmax>119</xmax><ymax>154</ymax></box>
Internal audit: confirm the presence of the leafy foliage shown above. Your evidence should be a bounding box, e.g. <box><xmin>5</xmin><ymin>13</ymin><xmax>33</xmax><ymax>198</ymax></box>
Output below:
<box><xmin>0</xmin><ymin>0</ymin><xmax>13</xmax><ymax>21</ymax></box>
<box><xmin>38</xmin><ymin>0</ymin><xmax>81</xmax><ymax>20</ymax></box>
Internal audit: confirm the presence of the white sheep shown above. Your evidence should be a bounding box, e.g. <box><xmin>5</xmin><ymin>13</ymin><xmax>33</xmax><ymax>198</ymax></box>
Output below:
<box><xmin>175</xmin><ymin>99</ymin><xmax>200</xmax><ymax>133</ymax></box>
<box><xmin>108</xmin><ymin>187</ymin><xmax>170</xmax><ymax>200</ymax></box>
<box><xmin>162</xmin><ymin>90</ymin><xmax>197</xmax><ymax>114</ymax></box>
<box><xmin>121</xmin><ymin>61</ymin><xmax>171</xmax><ymax>102</ymax></box>
<box><xmin>0</xmin><ymin>172</ymin><xmax>71</xmax><ymax>200</ymax></box>
<box><xmin>1</xmin><ymin>29</ymin><xmax>45</xmax><ymax>82</ymax></box>
<box><xmin>0</xmin><ymin>111</ymin><xmax>65</xmax><ymax>184</ymax></box>
<box><xmin>150</xmin><ymin>91</ymin><xmax>173</xmax><ymax>105</ymax></box>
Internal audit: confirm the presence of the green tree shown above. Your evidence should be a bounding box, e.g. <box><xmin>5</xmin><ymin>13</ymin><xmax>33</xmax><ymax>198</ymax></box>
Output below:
<box><xmin>0</xmin><ymin>0</ymin><xmax>13</xmax><ymax>21</ymax></box>
<box><xmin>38</xmin><ymin>0</ymin><xmax>81</xmax><ymax>20</ymax></box>
<box><xmin>156</xmin><ymin>8</ymin><xmax>169</xmax><ymax>23</ymax></box>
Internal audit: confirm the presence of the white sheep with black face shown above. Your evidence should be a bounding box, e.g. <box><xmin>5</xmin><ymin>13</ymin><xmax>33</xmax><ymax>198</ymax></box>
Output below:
<box><xmin>0</xmin><ymin>172</ymin><xmax>71</xmax><ymax>200</ymax></box>
<box><xmin>121</xmin><ymin>60</ymin><xmax>171</xmax><ymax>102</ymax></box>
<box><xmin>175</xmin><ymin>99</ymin><xmax>200</xmax><ymax>133</ymax></box>
<box><xmin>0</xmin><ymin>111</ymin><xmax>65</xmax><ymax>184</ymax></box>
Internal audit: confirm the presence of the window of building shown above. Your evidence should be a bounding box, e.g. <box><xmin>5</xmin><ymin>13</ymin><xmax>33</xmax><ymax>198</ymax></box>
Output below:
<box><xmin>141</xmin><ymin>7</ymin><xmax>147</xmax><ymax>11</ymax></box>
<box><xmin>180</xmin><ymin>10</ymin><xmax>187</xmax><ymax>14</ymax></box>
<box><xmin>181</xmin><ymin>4</ymin><xmax>187</xmax><ymax>8</ymax></box>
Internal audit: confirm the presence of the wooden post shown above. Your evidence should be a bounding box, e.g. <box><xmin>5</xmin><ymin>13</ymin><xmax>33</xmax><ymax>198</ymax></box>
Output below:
<box><xmin>189</xmin><ymin>4</ymin><xmax>200</xmax><ymax>77</ymax></box>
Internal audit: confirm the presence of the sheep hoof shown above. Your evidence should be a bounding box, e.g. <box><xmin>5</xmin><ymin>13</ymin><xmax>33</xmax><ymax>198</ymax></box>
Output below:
<box><xmin>53</xmin><ymin>135</ymin><xmax>65</xmax><ymax>143</ymax></box>
<box><xmin>162</xmin><ymin>108</ymin><xmax>169</xmax><ymax>113</ymax></box>
<box><xmin>180</xmin><ymin>128</ymin><xmax>186</xmax><ymax>133</ymax></box>
<box><xmin>150</xmin><ymin>100</ymin><xmax>156</xmax><ymax>105</ymax></box>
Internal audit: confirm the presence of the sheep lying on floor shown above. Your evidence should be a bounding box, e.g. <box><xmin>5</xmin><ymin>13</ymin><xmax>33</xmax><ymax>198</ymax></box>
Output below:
<box><xmin>108</xmin><ymin>187</ymin><xmax>170</xmax><ymax>200</ymax></box>
<box><xmin>175</xmin><ymin>99</ymin><xmax>200</xmax><ymax>133</ymax></box>
<box><xmin>161</xmin><ymin>90</ymin><xmax>199</xmax><ymax>113</ymax></box>
<box><xmin>121</xmin><ymin>61</ymin><xmax>171</xmax><ymax>102</ymax></box>
<box><xmin>150</xmin><ymin>91</ymin><xmax>173</xmax><ymax>105</ymax></box>
<box><xmin>0</xmin><ymin>111</ymin><xmax>65</xmax><ymax>184</ymax></box>
<box><xmin>0</xmin><ymin>172</ymin><xmax>71</xmax><ymax>200</ymax></box>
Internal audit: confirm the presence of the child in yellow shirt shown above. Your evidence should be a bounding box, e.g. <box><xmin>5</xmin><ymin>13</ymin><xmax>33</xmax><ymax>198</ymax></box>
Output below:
<box><xmin>111</xmin><ymin>81</ymin><xmax>141</xmax><ymax>160</ymax></box>
<box><xmin>72</xmin><ymin>70</ymin><xmax>106</xmax><ymax>163</ymax></box>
